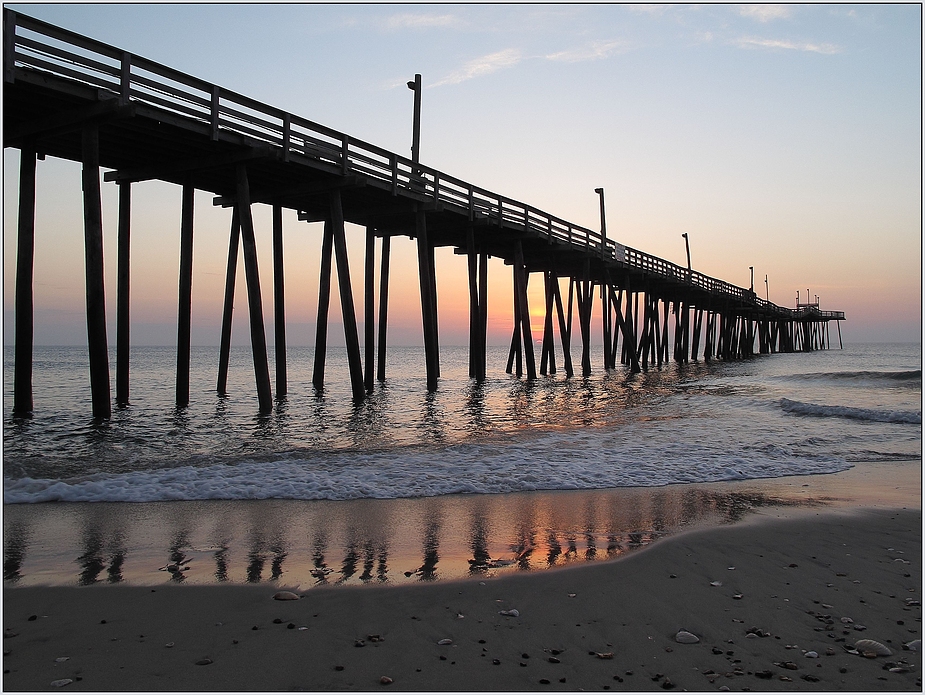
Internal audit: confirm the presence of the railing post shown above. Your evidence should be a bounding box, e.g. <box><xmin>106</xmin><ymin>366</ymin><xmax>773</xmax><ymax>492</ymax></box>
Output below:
<box><xmin>281</xmin><ymin>114</ymin><xmax>291</xmax><ymax>163</ymax></box>
<box><xmin>467</xmin><ymin>185</ymin><xmax>474</xmax><ymax>220</ymax></box>
<box><xmin>433</xmin><ymin>173</ymin><xmax>439</xmax><ymax>201</ymax></box>
<box><xmin>341</xmin><ymin>135</ymin><xmax>349</xmax><ymax>175</ymax></box>
<box><xmin>210</xmin><ymin>86</ymin><xmax>220</xmax><ymax>141</ymax></box>
<box><xmin>390</xmin><ymin>155</ymin><xmax>398</xmax><ymax>196</ymax></box>
<box><xmin>4</xmin><ymin>9</ymin><xmax>16</xmax><ymax>85</ymax></box>
<box><xmin>120</xmin><ymin>52</ymin><xmax>131</xmax><ymax>105</ymax></box>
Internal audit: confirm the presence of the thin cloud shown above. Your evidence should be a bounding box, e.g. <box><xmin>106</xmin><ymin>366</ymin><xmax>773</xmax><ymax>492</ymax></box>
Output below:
<box><xmin>546</xmin><ymin>40</ymin><xmax>627</xmax><ymax>63</ymax></box>
<box><xmin>432</xmin><ymin>49</ymin><xmax>522</xmax><ymax>87</ymax></box>
<box><xmin>737</xmin><ymin>5</ymin><xmax>792</xmax><ymax>22</ymax></box>
<box><xmin>734</xmin><ymin>36</ymin><xmax>840</xmax><ymax>54</ymax></box>
<box><xmin>384</xmin><ymin>13</ymin><xmax>461</xmax><ymax>30</ymax></box>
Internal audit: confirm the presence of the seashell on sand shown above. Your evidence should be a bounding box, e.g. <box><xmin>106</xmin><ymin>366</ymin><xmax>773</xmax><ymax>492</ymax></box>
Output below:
<box><xmin>904</xmin><ymin>640</ymin><xmax>921</xmax><ymax>652</ymax></box>
<box><xmin>273</xmin><ymin>591</ymin><xmax>301</xmax><ymax>601</ymax></box>
<box><xmin>50</xmin><ymin>679</ymin><xmax>73</xmax><ymax>688</ymax></box>
<box><xmin>499</xmin><ymin>609</ymin><xmax>520</xmax><ymax>617</ymax></box>
<box><xmin>437</xmin><ymin>639</ymin><xmax>453</xmax><ymax>645</ymax></box>
<box><xmin>854</xmin><ymin>639</ymin><xmax>891</xmax><ymax>657</ymax></box>
<box><xmin>379</xmin><ymin>676</ymin><xmax>393</xmax><ymax>685</ymax></box>
<box><xmin>675</xmin><ymin>630</ymin><xmax>700</xmax><ymax>644</ymax></box>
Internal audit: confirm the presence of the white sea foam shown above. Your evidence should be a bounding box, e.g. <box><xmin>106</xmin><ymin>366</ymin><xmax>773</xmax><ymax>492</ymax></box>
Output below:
<box><xmin>4</xmin><ymin>430</ymin><xmax>851</xmax><ymax>504</ymax></box>
<box><xmin>780</xmin><ymin>398</ymin><xmax>922</xmax><ymax>425</ymax></box>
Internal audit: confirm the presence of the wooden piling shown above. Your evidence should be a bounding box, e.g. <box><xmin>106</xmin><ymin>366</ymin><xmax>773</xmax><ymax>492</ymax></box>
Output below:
<box><xmin>467</xmin><ymin>227</ymin><xmax>480</xmax><ymax>379</ymax></box>
<box><xmin>637</xmin><ymin>291</ymin><xmax>651</xmax><ymax>369</ymax></box>
<box><xmin>513</xmin><ymin>241</ymin><xmax>536</xmax><ymax>380</ymax></box>
<box><xmin>376</xmin><ymin>234</ymin><xmax>391</xmax><ymax>381</ymax></box>
<box><xmin>428</xmin><ymin>241</ymin><xmax>441</xmax><ymax>378</ymax></box>
<box><xmin>272</xmin><ymin>204</ymin><xmax>287</xmax><ymax>397</ymax></box>
<box><xmin>621</xmin><ymin>277</ymin><xmax>640</xmax><ymax>373</ymax></box>
<box><xmin>13</xmin><ymin>144</ymin><xmax>36</xmax><ymax>415</ymax></box>
<box><xmin>235</xmin><ymin>164</ymin><xmax>273</xmax><ymax>413</ymax></box>
<box><xmin>608</xmin><ymin>285</ymin><xmax>623</xmax><ymax>368</ymax></box>
<box><xmin>540</xmin><ymin>270</ymin><xmax>556</xmax><ymax>376</ymax></box>
<box><xmin>176</xmin><ymin>183</ymin><xmax>194</xmax><ymax>408</ymax></box>
<box><xmin>115</xmin><ymin>180</ymin><xmax>131</xmax><ymax>405</ymax></box>
<box><xmin>416</xmin><ymin>208</ymin><xmax>439</xmax><ymax>391</ymax></box>
<box><xmin>312</xmin><ymin>219</ymin><xmax>334</xmax><ymax>390</ymax></box>
<box><xmin>507</xmin><ymin>294</ymin><xmax>522</xmax><ymax>377</ymax></box>
<box><xmin>477</xmin><ymin>247</ymin><xmax>488</xmax><ymax>381</ymax></box>
<box><xmin>81</xmin><ymin>125</ymin><xmax>111</xmax><ymax>419</ymax></box>
<box><xmin>661</xmin><ymin>299</ymin><xmax>670</xmax><ymax>364</ymax></box>
<box><xmin>552</xmin><ymin>275</ymin><xmax>573</xmax><ymax>378</ymax></box>
<box><xmin>691</xmin><ymin>308</ymin><xmax>702</xmax><ymax>361</ymax></box>
<box><xmin>578</xmin><ymin>278</ymin><xmax>593</xmax><ymax>377</ymax></box>
<box><xmin>217</xmin><ymin>208</ymin><xmax>240</xmax><ymax>395</ymax></box>
<box><xmin>601</xmin><ymin>282</ymin><xmax>612</xmax><ymax>370</ymax></box>
<box><xmin>329</xmin><ymin>190</ymin><xmax>365</xmax><ymax>402</ymax></box>
<box><xmin>364</xmin><ymin>226</ymin><xmax>375</xmax><ymax>393</ymax></box>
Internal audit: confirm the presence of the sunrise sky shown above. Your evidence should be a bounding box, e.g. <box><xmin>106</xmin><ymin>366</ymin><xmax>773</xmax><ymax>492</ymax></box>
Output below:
<box><xmin>3</xmin><ymin>3</ymin><xmax>921</xmax><ymax>346</ymax></box>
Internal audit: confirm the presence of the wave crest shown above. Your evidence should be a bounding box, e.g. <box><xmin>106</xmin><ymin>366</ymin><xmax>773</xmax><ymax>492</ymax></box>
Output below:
<box><xmin>780</xmin><ymin>398</ymin><xmax>921</xmax><ymax>424</ymax></box>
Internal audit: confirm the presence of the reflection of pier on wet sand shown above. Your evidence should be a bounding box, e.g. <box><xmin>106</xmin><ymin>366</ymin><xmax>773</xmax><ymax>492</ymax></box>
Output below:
<box><xmin>5</xmin><ymin>461</ymin><xmax>918</xmax><ymax>588</ymax></box>
<box><xmin>3</xmin><ymin>507</ymin><xmax>920</xmax><ymax>692</ymax></box>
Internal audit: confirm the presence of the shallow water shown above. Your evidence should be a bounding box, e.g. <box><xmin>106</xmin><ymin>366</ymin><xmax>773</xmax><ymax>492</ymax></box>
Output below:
<box><xmin>3</xmin><ymin>341</ymin><xmax>920</xmax><ymax>586</ymax></box>
<box><xmin>3</xmin><ymin>343</ymin><xmax>920</xmax><ymax>502</ymax></box>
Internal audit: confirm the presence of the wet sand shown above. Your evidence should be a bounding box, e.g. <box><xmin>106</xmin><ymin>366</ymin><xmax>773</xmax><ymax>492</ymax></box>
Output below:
<box><xmin>4</xmin><ymin>460</ymin><xmax>920</xmax><ymax>588</ymax></box>
<box><xmin>4</xmin><ymin>505</ymin><xmax>922</xmax><ymax>691</ymax></box>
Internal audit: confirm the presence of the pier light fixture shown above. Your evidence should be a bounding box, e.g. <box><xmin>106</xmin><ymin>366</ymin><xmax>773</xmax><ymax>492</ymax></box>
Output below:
<box><xmin>749</xmin><ymin>266</ymin><xmax>754</xmax><ymax>292</ymax></box>
<box><xmin>681</xmin><ymin>233</ymin><xmax>691</xmax><ymax>273</ymax></box>
<box><xmin>594</xmin><ymin>188</ymin><xmax>607</xmax><ymax>259</ymax></box>
<box><xmin>765</xmin><ymin>274</ymin><xmax>769</xmax><ymax>302</ymax></box>
<box><xmin>594</xmin><ymin>187</ymin><xmax>606</xmax><ymax>238</ymax></box>
<box><xmin>407</xmin><ymin>74</ymin><xmax>422</xmax><ymax>169</ymax></box>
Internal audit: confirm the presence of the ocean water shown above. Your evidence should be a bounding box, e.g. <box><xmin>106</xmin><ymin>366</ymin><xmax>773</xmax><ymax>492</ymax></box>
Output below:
<box><xmin>3</xmin><ymin>342</ymin><xmax>920</xmax><ymax>503</ymax></box>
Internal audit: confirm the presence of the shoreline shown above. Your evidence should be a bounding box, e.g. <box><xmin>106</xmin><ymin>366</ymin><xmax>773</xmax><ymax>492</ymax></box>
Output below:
<box><xmin>4</xmin><ymin>505</ymin><xmax>921</xmax><ymax>691</ymax></box>
<box><xmin>3</xmin><ymin>459</ymin><xmax>921</xmax><ymax>588</ymax></box>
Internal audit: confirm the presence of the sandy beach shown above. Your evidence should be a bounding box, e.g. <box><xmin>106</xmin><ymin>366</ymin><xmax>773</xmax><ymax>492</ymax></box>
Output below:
<box><xmin>4</xmin><ymin>505</ymin><xmax>920</xmax><ymax>691</ymax></box>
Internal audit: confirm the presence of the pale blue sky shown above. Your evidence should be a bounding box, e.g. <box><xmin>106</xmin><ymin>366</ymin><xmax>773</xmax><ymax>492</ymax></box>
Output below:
<box><xmin>3</xmin><ymin>4</ymin><xmax>921</xmax><ymax>345</ymax></box>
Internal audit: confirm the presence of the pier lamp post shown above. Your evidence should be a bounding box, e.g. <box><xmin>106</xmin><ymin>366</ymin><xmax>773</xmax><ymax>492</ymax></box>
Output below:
<box><xmin>749</xmin><ymin>266</ymin><xmax>754</xmax><ymax>292</ymax></box>
<box><xmin>594</xmin><ymin>187</ymin><xmax>606</xmax><ymax>258</ymax></box>
<box><xmin>407</xmin><ymin>74</ymin><xmax>422</xmax><ymax>173</ymax></box>
<box><xmin>681</xmin><ymin>233</ymin><xmax>691</xmax><ymax>278</ymax></box>
<box><xmin>765</xmin><ymin>274</ymin><xmax>769</xmax><ymax>302</ymax></box>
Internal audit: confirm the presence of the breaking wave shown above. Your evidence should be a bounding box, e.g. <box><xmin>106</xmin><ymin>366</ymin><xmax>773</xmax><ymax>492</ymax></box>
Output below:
<box><xmin>3</xmin><ymin>429</ymin><xmax>851</xmax><ymax>504</ymax></box>
<box><xmin>783</xmin><ymin>370</ymin><xmax>921</xmax><ymax>385</ymax></box>
<box><xmin>780</xmin><ymin>398</ymin><xmax>921</xmax><ymax>425</ymax></box>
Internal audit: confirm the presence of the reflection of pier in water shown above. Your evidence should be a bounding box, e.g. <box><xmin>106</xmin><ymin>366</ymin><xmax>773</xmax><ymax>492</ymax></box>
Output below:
<box><xmin>4</xmin><ymin>486</ymin><xmax>820</xmax><ymax>587</ymax></box>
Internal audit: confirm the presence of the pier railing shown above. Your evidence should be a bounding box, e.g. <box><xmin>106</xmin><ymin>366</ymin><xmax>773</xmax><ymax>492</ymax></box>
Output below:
<box><xmin>5</xmin><ymin>9</ymin><xmax>835</xmax><ymax>321</ymax></box>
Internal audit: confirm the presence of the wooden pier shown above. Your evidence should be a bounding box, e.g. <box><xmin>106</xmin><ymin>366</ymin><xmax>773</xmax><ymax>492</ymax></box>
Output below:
<box><xmin>4</xmin><ymin>11</ymin><xmax>846</xmax><ymax>418</ymax></box>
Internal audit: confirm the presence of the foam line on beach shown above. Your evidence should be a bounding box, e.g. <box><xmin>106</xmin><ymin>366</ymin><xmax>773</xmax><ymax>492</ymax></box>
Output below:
<box><xmin>3</xmin><ymin>431</ymin><xmax>851</xmax><ymax>503</ymax></box>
